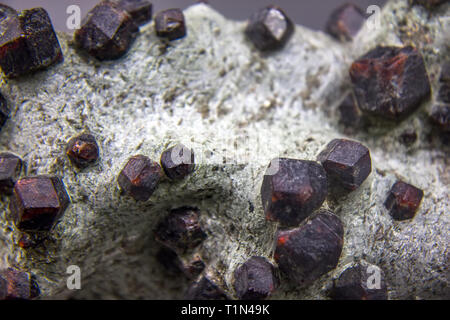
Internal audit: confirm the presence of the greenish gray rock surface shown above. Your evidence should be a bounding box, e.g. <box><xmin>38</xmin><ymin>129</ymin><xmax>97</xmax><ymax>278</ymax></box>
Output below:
<box><xmin>0</xmin><ymin>0</ymin><xmax>448</xmax><ymax>299</ymax></box>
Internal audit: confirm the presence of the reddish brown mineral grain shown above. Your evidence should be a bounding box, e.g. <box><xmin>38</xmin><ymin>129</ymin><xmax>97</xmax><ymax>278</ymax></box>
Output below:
<box><xmin>155</xmin><ymin>9</ymin><xmax>186</xmax><ymax>41</ymax></box>
<box><xmin>117</xmin><ymin>0</ymin><xmax>153</xmax><ymax>26</ymax></box>
<box><xmin>154</xmin><ymin>207</ymin><xmax>206</xmax><ymax>254</ymax></box>
<box><xmin>11</xmin><ymin>176</ymin><xmax>70</xmax><ymax>232</ymax></box>
<box><xmin>0</xmin><ymin>7</ymin><xmax>63</xmax><ymax>78</ymax></box>
<box><xmin>0</xmin><ymin>268</ymin><xmax>40</xmax><ymax>300</ymax></box>
<box><xmin>350</xmin><ymin>46</ymin><xmax>431</xmax><ymax>121</ymax></box>
<box><xmin>274</xmin><ymin>210</ymin><xmax>344</xmax><ymax>286</ymax></box>
<box><xmin>245</xmin><ymin>5</ymin><xmax>294</xmax><ymax>51</ymax></box>
<box><xmin>74</xmin><ymin>1</ymin><xmax>138</xmax><ymax>60</ymax></box>
<box><xmin>160</xmin><ymin>144</ymin><xmax>195</xmax><ymax>180</ymax></box>
<box><xmin>317</xmin><ymin>139</ymin><xmax>371</xmax><ymax>191</ymax></box>
<box><xmin>0</xmin><ymin>152</ymin><xmax>22</xmax><ymax>195</ymax></box>
<box><xmin>261</xmin><ymin>158</ymin><xmax>327</xmax><ymax>226</ymax></box>
<box><xmin>66</xmin><ymin>134</ymin><xmax>99</xmax><ymax>169</ymax></box>
<box><xmin>118</xmin><ymin>155</ymin><xmax>162</xmax><ymax>201</ymax></box>
<box><xmin>326</xmin><ymin>3</ymin><xmax>365</xmax><ymax>42</ymax></box>
<box><xmin>330</xmin><ymin>263</ymin><xmax>388</xmax><ymax>300</ymax></box>
<box><xmin>384</xmin><ymin>180</ymin><xmax>424</xmax><ymax>221</ymax></box>
<box><xmin>233</xmin><ymin>256</ymin><xmax>279</xmax><ymax>300</ymax></box>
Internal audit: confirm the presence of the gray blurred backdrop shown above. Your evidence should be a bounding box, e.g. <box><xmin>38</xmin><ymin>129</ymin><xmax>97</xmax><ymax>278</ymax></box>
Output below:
<box><xmin>3</xmin><ymin>1</ymin><xmax>387</xmax><ymax>33</ymax></box>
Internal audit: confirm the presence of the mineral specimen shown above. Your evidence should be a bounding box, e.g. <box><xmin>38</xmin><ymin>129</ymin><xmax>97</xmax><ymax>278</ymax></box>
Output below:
<box><xmin>66</xmin><ymin>134</ymin><xmax>100</xmax><ymax>169</ymax></box>
<box><xmin>317</xmin><ymin>139</ymin><xmax>371</xmax><ymax>191</ymax></box>
<box><xmin>350</xmin><ymin>46</ymin><xmax>431</xmax><ymax>121</ymax></box>
<box><xmin>430</xmin><ymin>104</ymin><xmax>450</xmax><ymax>132</ymax></box>
<box><xmin>274</xmin><ymin>210</ymin><xmax>344</xmax><ymax>286</ymax></box>
<box><xmin>261</xmin><ymin>158</ymin><xmax>327</xmax><ymax>226</ymax></box>
<box><xmin>118</xmin><ymin>155</ymin><xmax>162</xmax><ymax>201</ymax></box>
<box><xmin>10</xmin><ymin>176</ymin><xmax>70</xmax><ymax>232</ymax></box>
<box><xmin>325</xmin><ymin>3</ymin><xmax>365</xmax><ymax>42</ymax></box>
<box><xmin>185</xmin><ymin>276</ymin><xmax>228</xmax><ymax>300</ymax></box>
<box><xmin>330</xmin><ymin>262</ymin><xmax>388</xmax><ymax>300</ymax></box>
<box><xmin>155</xmin><ymin>9</ymin><xmax>186</xmax><ymax>41</ymax></box>
<box><xmin>244</xmin><ymin>5</ymin><xmax>294</xmax><ymax>51</ymax></box>
<box><xmin>154</xmin><ymin>207</ymin><xmax>206</xmax><ymax>254</ymax></box>
<box><xmin>0</xmin><ymin>7</ymin><xmax>63</xmax><ymax>78</ymax></box>
<box><xmin>233</xmin><ymin>256</ymin><xmax>278</xmax><ymax>300</ymax></box>
<box><xmin>0</xmin><ymin>93</ymin><xmax>10</xmax><ymax>130</ymax></box>
<box><xmin>0</xmin><ymin>152</ymin><xmax>22</xmax><ymax>195</ymax></box>
<box><xmin>0</xmin><ymin>268</ymin><xmax>40</xmax><ymax>300</ymax></box>
<box><xmin>384</xmin><ymin>180</ymin><xmax>424</xmax><ymax>221</ymax></box>
<box><xmin>160</xmin><ymin>144</ymin><xmax>195</xmax><ymax>180</ymax></box>
<box><xmin>74</xmin><ymin>1</ymin><xmax>139</xmax><ymax>60</ymax></box>
<box><xmin>117</xmin><ymin>0</ymin><xmax>153</xmax><ymax>26</ymax></box>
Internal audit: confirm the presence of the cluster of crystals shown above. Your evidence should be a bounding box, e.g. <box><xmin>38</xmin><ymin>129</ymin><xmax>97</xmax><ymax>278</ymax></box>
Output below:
<box><xmin>118</xmin><ymin>143</ymin><xmax>194</xmax><ymax>201</ymax></box>
<box><xmin>74</xmin><ymin>1</ymin><xmax>186</xmax><ymax>61</ymax></box>
<box><xmin>256</xmin><ymin>138</ymin><xmax>391</xmax><ymax>300</ymax></box>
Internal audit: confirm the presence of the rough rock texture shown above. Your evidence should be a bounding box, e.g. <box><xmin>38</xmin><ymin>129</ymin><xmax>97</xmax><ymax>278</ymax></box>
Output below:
<box><xmin>0</xmin><ymin>1</ymin><xmax>448</xmax><ymax>299</ymax></box>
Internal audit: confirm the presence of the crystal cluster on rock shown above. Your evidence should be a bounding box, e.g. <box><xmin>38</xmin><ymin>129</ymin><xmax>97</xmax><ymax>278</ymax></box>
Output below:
<box><xmin>233</xmin><ymin>256</ymin><xmax>279</xmax><ymax>300</ymax></box>
<box><xmin>74</xmin><ymin>1</ymin><xmax>139</xmax><ymax>60</ymax></box>
<box><xmin>10</xmin><ymin>176</ymin><xmax>70</xmax><ymax>232</ymax></box>
<box><xmin>330</xmin><ymin>262</ymin><xmax>388</xmax><ymax>300</ymax></box>
<box><xmin>350</xmin><ymin>46</ymin><xmax>431</xmax><ymax>121</ymax></box>
<box><xmin>155</xmin><ymin>9</ymin><xmax>186</xmax><ymax>41</ymax></box>
<box><xmin>384</xmin><ymin>180</ymin><xmax>423</xmax><ymax>221</ymax></box>
<box><xmin>325</xmin><ymin>3</ymin><xmax>365</xmax><ymax>42</ymax></box>
<box><xmin>274</xmin><ymin>210</ymin><xmax>344</xmax><ymax>286</ymax></box>
<box><xmin>261</xmin><ymin>158</ymin><xmax>327</xmax><ymax>226</ymax></box>
<box><xmin>245</xmin><ymin>5</ymin><xmax>294</xmax><ymax>51</ymax></box>
<box><xmin>154</xmin><ymin>207</ymin><xmax>206</xmax><ymax>254</ymax></box>
<box><xmin>317</xmin><ymin>139</ymin><xmax>371</xmax><ymax>191</ymax></box>
<box><xmin>0</xmin><ymin>152</ymin><xmax>22</xmax><ymax>195</ymax></box>
<box><xmin>66</xmin><ymin>134</ymin><xmax>99</xmax><ymax>169</ymax></box>
<box><xmin>0</xmin><ymin>7</ymin><xmax>63</xmax><ymax>78</ymax></box>
<box><xmin>118</xmin><ymin>155</ymin><xmax>162</xmax><ymax>201</ymax></box>
<box><xmin>0</xmin><ymin>268</ymin><xmax>40</xmax><ymax>300</ymax></box>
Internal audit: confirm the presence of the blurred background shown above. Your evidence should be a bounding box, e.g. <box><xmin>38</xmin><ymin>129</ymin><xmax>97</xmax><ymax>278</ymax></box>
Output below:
<box><xmin>3</xmin><ymin>0</ymin><xmax>387</xmax><ymax>33</ymax></box>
